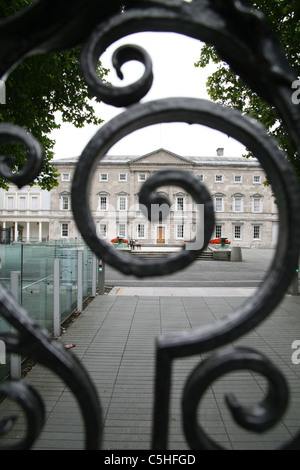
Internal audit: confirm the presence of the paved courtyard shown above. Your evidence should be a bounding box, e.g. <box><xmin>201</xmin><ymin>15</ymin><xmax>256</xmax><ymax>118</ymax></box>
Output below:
<box><xmin>1</xmin><ymin>287</ymin><xmax>300</xmax><ymax>450</ymax></box>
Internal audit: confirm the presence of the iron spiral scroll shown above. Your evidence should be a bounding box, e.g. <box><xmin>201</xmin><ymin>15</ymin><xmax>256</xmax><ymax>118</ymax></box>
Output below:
<box><xmin>0</xmin><ymin>0</ymin><xmax>299</xmax><ymax>450</ymax></box>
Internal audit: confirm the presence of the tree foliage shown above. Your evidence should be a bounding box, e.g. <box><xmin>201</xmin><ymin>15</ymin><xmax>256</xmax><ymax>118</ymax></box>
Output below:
<box><xmin>195</xmin><ymin>0</ymin><xmax>300</xmax><ymax>178</ymax></box>
<box><xmin>0</xmin><ymin>0</ymin><xmax>109</xmax><ymax>190</ymax></box>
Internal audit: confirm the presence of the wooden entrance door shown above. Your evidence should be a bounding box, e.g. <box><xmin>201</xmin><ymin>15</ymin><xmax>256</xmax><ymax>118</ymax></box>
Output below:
<box><xmin>157</xmin><ymin>226</ymin><xmax>165</xmax><ymax>244</ymax></box>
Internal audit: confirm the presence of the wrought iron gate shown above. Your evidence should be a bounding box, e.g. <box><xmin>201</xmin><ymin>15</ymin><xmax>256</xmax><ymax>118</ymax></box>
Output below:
<box><xmin>0</xmin><ymin>0</ymin><xmax>300</xmax><ymax>450</ymax></box>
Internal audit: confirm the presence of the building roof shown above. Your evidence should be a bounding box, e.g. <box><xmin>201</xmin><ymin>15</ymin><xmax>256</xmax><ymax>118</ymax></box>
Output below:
<box><xmin>53</xmin><ymin>148</ymin><xmax>259</xmax><ymax>167</ymax></box>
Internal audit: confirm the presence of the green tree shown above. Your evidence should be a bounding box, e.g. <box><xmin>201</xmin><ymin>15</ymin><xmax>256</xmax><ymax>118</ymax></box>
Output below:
<box><xmin>195</xmin><ymin>0</ymin><xmax>300</xmax><ymax>179</ymax></box>
<box><xmin>0</xmin><ymin>0</ymin><xmax>110</xmax><ymax>190</ymax></box>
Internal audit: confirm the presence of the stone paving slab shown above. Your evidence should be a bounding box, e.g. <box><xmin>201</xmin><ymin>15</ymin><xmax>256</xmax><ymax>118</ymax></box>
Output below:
<box><xmin>110</xmin><ymin>286</ymin><xmax>258</xmax><ymax>297</ymax></box>
<box><xmin>0</xmin><ymin>292</ymin><xmax>300</xmax><ymax>450</ymax></box>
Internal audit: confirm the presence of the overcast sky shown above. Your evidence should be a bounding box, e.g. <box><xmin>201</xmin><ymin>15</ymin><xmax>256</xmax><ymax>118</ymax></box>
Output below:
<box><xmin>51</xmin><ymin>32</ymin><xmax>246</xmax><ymax>160</ymax></box>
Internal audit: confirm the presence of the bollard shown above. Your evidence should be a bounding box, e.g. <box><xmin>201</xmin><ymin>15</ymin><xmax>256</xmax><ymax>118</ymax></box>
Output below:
<box><xmin>10</xmin><ymin>271</ymin><xmax>21</xmax><ymax>379</ymax></box>
<box><xmin>231</xmin><ymin>246</ymin><xmax>242</xmax><ymax>262</ymax></box>
<box><xmin>77</xmin><ymin>251</ymin><xmax>83</xmax><ymax>312</ymax></box>
<box><xmin>53</xmin><ymin>258</ymin><xmax>61</xmax><ymax>337</ymax></box>
<box><xmin>98</xmin><ymin>259</ymin><xmax>105</xmax><ymax>295</ymax></box>
<box><xmin>92</xmin><ymin>254</ymin><xmax>97</xmax><ymax>297</ymax></box>
<box><xmin>40</xmin><ymin>258</ymin><xmax>47</xmax><ymax>321</ymax></box>
<box><xmin>289</xmin><ymin>268</ymin><xmax>299</xmax><ymax>296</ymax></box>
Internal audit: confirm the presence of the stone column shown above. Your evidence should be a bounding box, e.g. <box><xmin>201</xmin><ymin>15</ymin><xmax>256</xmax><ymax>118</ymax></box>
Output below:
<box><xmin>14</xmin><ymin>222</ymin><xmax>18</xmax><ymax>242</ymax></box>
<box><xmin>26</xmin><ymin>222</ymin><xmax>30</xmax><ymax>242</ymax></box>
<box><xmin>39</xmin><ymin>222</ymin><xmax>42</xmax><ymax>242</ymax></box>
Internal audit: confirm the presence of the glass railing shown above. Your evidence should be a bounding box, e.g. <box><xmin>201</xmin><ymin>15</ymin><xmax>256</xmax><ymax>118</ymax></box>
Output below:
<box><xmin>0</xmin><ymin>240</ymin><xmax>97</xmax><ymax>381</ymax></box>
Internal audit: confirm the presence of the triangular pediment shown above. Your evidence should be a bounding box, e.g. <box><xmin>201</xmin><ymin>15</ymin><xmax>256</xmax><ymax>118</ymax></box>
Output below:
<box><xmin>130</xmin><ymin>149</ymin><xmax>194</xmax><ymax>166</ymax></box>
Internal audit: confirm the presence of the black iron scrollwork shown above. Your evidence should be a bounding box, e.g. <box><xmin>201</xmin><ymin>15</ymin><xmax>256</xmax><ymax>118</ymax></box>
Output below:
<box><xmin>0</xmin><ymin>123</ymin><xmax>44</xmax><ymax>188</ymax></box>
<box><xmin>72</xmin><ymin>99</ymin><xmax>217</xmax><ymax>277</ymax></box>
<box><xmin>0</xmin><ymin>380</ymin><xmax>45</xmax><ymax>449</ymax></box>
<box><xmin>182</xmin><ymin>347</ymin><xmax>289</xmax><ymax>450</ymax></box>
<box><xmin>0</xmin><ymin>0</ymin><xmax>125</xmax><ymax>450</ymax></box>
<box><xmin>0</xmin><ymin>282</ymin><xmax>102</xmax><ymax>449</ymax></box>
<box><xmin>0</xmin><ymin>0</ymin><xmax>300</xmax><ymax>450</ymax></box>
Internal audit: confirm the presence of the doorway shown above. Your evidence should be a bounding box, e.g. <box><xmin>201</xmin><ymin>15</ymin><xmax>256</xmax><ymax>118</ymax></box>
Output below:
<box><xmin>157</xmin><ymin>226</ymin><xmax>165</xmax><ymax>244</ymax></box>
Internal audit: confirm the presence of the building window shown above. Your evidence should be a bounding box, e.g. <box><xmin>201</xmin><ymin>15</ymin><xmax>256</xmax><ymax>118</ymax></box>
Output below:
<box><xmin>62</xmin><ymin>173</ymin><xmax>70</xmax><ymax>182</ymax></box>
<box><xmin>234</xmin><ymin>175</ymin><xmax>242</xmax><ymax>183</ymax></box>
<box><xmin>197</xmin><ymin>174</ymin><xmax>204</xmax><ymax>182</ymax></box>
<box><xmin>119</xmin><ymin>173</ymin><xmax>127</xmax><ymax>182</ymax></box>
<box><xmin>215</xmin><ymin>197</ymin><xmax>224</xmax><ymax>212</ymax></box>
<box><xmin>61</xmin><ymin>223</ymin><xmax>69</xmax><ymax>238</ymax></box>
<box><xmin>99</xmin><ymin>196</ymin><xmax>108</xmax><ymax>211</ymax></box>
<box><xmin>118</xmin><ymin>223</ymin><xmax>126</xmax><ymax>238</ymax></box>
<box><xmin>176</xmin><ymin>196</ymin><xmax>184</xmax><ymax>211</ymax></box>
<box><xmin>99</xmin><ymin>223</ymin><xmax>107</xmax><ymax>238</ymax></box>
<box><xmin>253</xmin><ymin>225</ymin><xmax>261</xmax><ymax>240</ymax></box>
<box><xmin>118</xmin><ymin>196</ymin><xmax>127</xmax><ymax>211</ymax></box>
<box><xmin>253</xmin><ymin>175</ymin><xmax>261</xmax><ymax>184</ymax></box>
<box><xmin>176</xmin><ymin>224</ymin><xmax>184</xmax><ymax>239</ymax></box>
<box><xmin>19</xmin><ymin>196</ymin><xmax>26</xmax><ymax>211</ymax></box>
<box><xmin>137</xmin><ymin>224</ymin><xmax>145</xmax><ymax>238</ymax></box>
<box><xmin>234</xmin><ymin>225</ymin><xmax>242</xmax><ymax>240</ymax></box>
<box><xmin>61</xmin><ymin>195</ymin><xmax>69</xmax><ymax>210</ymax></box>
<box><xmin>7</xmin><ymin>196</ymin><xmax>14</xmax><ymax>211</ymax></box>
<box><xmin>252</xmin><ymin>197</ymin><xmax>262</xmax><ymax>213</ymax></box>
<box><xmin>233</xmin><ymin>197</ymin><xmax>243</xmax><ymax>212</ymax></box>
<box><xmin>215</xmin><ymin>224</ymin><xmax>222</xmax><ymax>238</ymax></box>
<box><xmin>138</xmin><ymin>173</ymin><xmax>147</xmax><ymax>182</ymax></box>
<box><xmin>135</xmin><ymin>196</ymin><xmax>141</xmax><ymax>215</ymax></box>
<box><xmin>215</xmin><ymin>174</ymin><xmax>223</xmax><ymax>183</ymax></box>
<box><xmin>100</xmin><ymin>173</ymin><xmax>108</xmax><ymax>182</ymax></box>
<box><xmin>31</xmin><ymin>196</ymin><xmax>39</xmax><ymax>211</ymax></box>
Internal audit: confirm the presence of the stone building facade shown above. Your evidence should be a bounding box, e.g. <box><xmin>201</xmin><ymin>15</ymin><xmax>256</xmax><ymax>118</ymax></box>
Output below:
<box><xmin>0</xmin><ymin>148</ymin><xmax>279</xmax><ymax>248</ymax></box>
<box><xmin>0</xmin><ymin>185</ymin><xmax>51</xmax><ymax>243</ymax></box>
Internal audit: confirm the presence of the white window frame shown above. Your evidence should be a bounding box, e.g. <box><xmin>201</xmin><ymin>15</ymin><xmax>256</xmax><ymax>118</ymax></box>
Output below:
<box><xmin>176</xmin><ymin>224</ymin><xmax>184</xmax><ymax>239</ymax></box>
<box><xmin>215</xmin><ymin>174</ymin><xmax>223</xmax><ymax>183</ymax></box>
<box><xmin>214</xmin><ymin>197</ymin><xmax>224</xmax><ymax>212</ymax></box>
<box><xmin>234</xmin><ymin>175</ymin><xmax>242</xmax><ymax>183</ymax></box>
<box><xmin>234</xmin><ymin>225</ymin><xmax>242</xmax><ymax>240</ymax></box>
<box><xmin>61</xmin><ymin>173</ymin><xmax>70</xmax><ymax>182</ymax></box>
<box><xmin>138</xmin><ymin>173</ymin><xmax>147</xmax><ymax>182</ymax></box>
<box><xmin>61</xmin><ymin>223</ymin><xmax>69</xmax><ymax>238</ymax></box>
<box><xmin>99</xmin><ymin>195</ymin><xmax>108</xmax><ymax>211</ymax></box>
<box><xmin>253</xmin><ymin>175</ymin><xmax>261</xmax><ymax>184</ymax></box>
<box><xmin>119</xmin><ymin>173</ymin><xmax>127</xmax><ymax>182</ymax></box>
<box><xmin>176</xmin><ymin>196</ymin><xmax>184</xmax><ymax>212</ymax></box>
<box><xmin>215</xmin><ymin>224</ymin><xmax>222</xmax><ymax>238</ymax></box>
<box><xmin>118</xmin><ymin>223</ymin><xmax>126</xmax><ymax>238</ymax></box>
<box><xmin>31</xmin><ymin>196</ymin><xmax>39</xmax><ymax>211</ymax></box>
<box><xmin>60</xmin><ymin>194</ymin><xmax>70</xmax><ymax>211</ymax></box>
<box><xmin>7</xmin><ymin>196</ymin><xmax>14</xmax><ymax>211</ymax></box>
<box><xmin>100</xmin><ymin>173</ymin><xmax>108</xmax><ymax>182</ymax></box>
<box><xmin>137</xmin><ymin>223</ymin><xmax>146</xmax><ymax>238</ymax></box>
<box><xmin>99</xmin><ymin>222</ymin><xmax>107</xmax><ymax>238</ymax></box>
<box><xmin>118</xmin><ymin>195</ymin><xmax>127</xmax><ymax>211</ymax></box>
<box><xmin>252</xmin><ymin>197</ymin><xmax>262</xmax><ymax>213</ymax></box>
<box><xmin>253</xmin><ymin>225</ymin><xmax>261</xmax><ymax>240</ymax></box>
<box><xmin>233</xmin><ymin>197</ymin><xmax>243</xmax><ymax>212</ymax></box>
<box><xmin>19</xmin><ymin>196</ymin><xmax>27</xmax><ymax>211</ymax></box>
<box><xmin>197</xmin><ymin>174</ymin><xmax>204</xmax><ymax>182</ymax></box>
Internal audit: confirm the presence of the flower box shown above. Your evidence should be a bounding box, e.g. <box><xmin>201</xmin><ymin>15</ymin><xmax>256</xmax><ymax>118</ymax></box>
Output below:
<box><xmin>111</xmin><ymin>237</ymin><xmax>128</xmax><ymax>244</ymax></box>
<box><xmin>209</xmin><ymin>238</ymin><xmax>231</xmax><ymax>245</ymax></box>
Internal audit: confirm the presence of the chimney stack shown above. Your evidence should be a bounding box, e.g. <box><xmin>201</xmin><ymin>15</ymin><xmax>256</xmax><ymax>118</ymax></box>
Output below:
<box><xmin>216</xmin><ymin>148</ymin><xmax>224</xmax><ymax>156</ymax></box>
